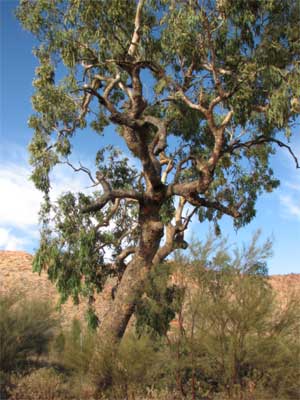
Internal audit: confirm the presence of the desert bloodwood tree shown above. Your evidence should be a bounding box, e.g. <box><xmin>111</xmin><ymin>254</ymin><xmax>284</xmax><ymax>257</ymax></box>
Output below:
<box><xmin>17</xmin><ymin>0</ymin><xmax>299</xmax><ymax>343</ymax></box>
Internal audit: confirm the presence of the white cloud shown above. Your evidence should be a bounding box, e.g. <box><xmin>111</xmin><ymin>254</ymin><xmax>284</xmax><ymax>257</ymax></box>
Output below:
<box><xmin>50</xmin><ymin>163</ymin><xmax>96</xmax><ymax>199</ymax></box>
<box><xmin>0</xmin><ymin>227</ymin><xmax>29</xmax><ymax>250</ymax></box>
<box><xmin>279</xmin><ymin>176</ymin><xmax>300</xmax><ymax>221</ymax></box>
<box><xmin>280</xmin><ymin>195</ymin><xmax>300</xmax><ymax>221</ymax></box>
<box><xmin>0</xmin><ymin>163</ymin><xmax>43</xmax><ymax>229</ymax></box>
<box><xmin>285</xmin><ymin>181</ymin><xmax>300</xmax><ymax>192</ymax></box>
<box><xmin>0</xmin><ymin>147</ymin><xmax>98</xmax><ymax>251</ymax></box>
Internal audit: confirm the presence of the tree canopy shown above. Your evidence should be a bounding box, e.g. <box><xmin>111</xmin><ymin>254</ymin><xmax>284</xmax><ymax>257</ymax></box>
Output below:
<box><xmin>17</xmin><ymin>0</ymin><xmax>300</xmax><ymax>339</ymax></box>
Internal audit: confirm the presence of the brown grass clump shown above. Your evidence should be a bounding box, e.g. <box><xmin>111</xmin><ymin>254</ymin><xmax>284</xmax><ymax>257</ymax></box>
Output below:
<box><xmin>9</xmin><ymin>368</ymin><xmax>72</xmax><ymax>400</ymax></box>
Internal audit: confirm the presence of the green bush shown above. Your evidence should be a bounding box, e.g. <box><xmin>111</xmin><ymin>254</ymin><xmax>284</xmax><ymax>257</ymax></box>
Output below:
<box><xmin>0</xmin><ymin>291</ymin><xmax>58</xmax><ymax>372</ymax></box>
<box><xmin>170</xmin><ymin>237</ymin><xmax>300</xmax><ymax>399</ymax></box>
<box><xmin>108</xmin><ymin>333</ymin><xmax>160</xmax><ymax>396</ymax></box>
<box><xmin>8</xmin><ymin>368</ymin><xmax>72</xmax><ymax>400</ymax></box>
<box><xmin>53</xmin><ymin>318</ymin><xmax>96</xmax><ymax>375</ymax></box>
<box><xmin>134</xmin><ymin>233</ymin><xmax>300</xmax><ymax>399</ymax></box>
<box><xmin>58</xmin><ymin>322</ymin><xmax>163</xmax><ymax>399</ymax></box>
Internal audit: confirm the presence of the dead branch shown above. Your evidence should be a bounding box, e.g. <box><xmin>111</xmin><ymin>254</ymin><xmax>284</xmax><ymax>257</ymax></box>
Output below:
<box><xmin>62</xmin><ymin>159</ymin><xmax>96</xmax><ymax>184</ymax></box>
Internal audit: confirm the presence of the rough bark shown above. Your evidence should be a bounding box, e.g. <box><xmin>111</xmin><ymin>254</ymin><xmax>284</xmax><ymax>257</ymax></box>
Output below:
<box><xmin>97</xmin><ymin>203</ymin><xmax>164</xmax><ymax>343</ymax></box>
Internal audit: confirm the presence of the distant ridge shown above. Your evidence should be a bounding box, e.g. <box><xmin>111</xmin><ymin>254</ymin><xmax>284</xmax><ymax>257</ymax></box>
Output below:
<box><xmin>0</xmin><ymin>250</ymin><xmax>114</xmax><ymax>326</ymax></box>
<box><xmin>1</xmin><ymin>250</ymin><xmax>299</xmax><ymax>326</ymax></box>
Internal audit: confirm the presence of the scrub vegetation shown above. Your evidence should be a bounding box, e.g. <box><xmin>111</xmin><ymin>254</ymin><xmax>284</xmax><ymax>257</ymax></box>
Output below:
<box><xmin>1</xmin><ymin>235</ymin><xmax>299</xmax><ymax>399</ymax></box>
<box><xmin>4</xmin><ymin>0</ymin><xmax>299</xmax><ymax>397</ymax></box>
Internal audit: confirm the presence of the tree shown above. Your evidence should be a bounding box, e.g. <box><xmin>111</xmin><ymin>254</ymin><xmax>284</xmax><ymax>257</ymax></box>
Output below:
<box><xmin>17</xmin><ymin>0</ymin><xmax>300</xmax><ymax>344</ymax></box>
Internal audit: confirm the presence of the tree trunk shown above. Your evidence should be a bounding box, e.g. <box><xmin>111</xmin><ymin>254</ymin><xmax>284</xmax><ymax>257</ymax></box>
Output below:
<box><xmin>97</xmin><ymin>254</ymin><xmax>152</xmax><ymax>341</ymax></box>
<box><xmin>97</xmin><ymin>204</ymin><xmax>164</xmax><ymax>343</ymax></box>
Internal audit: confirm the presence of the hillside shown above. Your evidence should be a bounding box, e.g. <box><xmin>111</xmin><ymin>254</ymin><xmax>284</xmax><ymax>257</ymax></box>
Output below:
<box><xmin>1</xmin><ymin>250</ymin><xmax>299</xmax><ymax>326</ymax></box>
<box><xmin>0</xmin><ymin>250</ymin><xmax>114</xmax><ymax>326</ymax></box>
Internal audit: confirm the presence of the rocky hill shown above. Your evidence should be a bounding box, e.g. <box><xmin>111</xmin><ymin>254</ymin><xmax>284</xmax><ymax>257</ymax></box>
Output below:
<box><xmin>1</xmin><ymin>250</ymin><xmax>299</xmax><ymax>326</ymax></box>
<box><xmin>0</xmin><ymin>250</ymin><xmax>114</xmax><ymax>327</ymax></box>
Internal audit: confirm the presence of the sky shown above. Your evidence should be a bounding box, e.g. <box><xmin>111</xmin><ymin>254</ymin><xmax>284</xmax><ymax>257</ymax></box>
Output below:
<box><xmin>0</xmin><ymin>0</ymin><xmax>300</xmax><ymax>275</ymax></box>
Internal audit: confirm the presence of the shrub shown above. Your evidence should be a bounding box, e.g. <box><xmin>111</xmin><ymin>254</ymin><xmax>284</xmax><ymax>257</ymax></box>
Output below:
<box><xmin>50</xmin><ymin>319</ymin><xmax>99</xmax><ymax>398</ymax></box>
<box><xmin>55</xmin><ymin>319</ymin><xmax>167</xmax><ymax>398</ymax></box>
<box><xmin>111</xmin><ymin>333</ymin><xmax>160</xmax><ymax>395</ymax></box>
<box><xmin>135</xmin><ymin>233</ymin><xmax>300</xmax><ymax>399</ymax></box>
<box><xmin>0</xmin><ymin>291</ymin><xmax>58</xmax><ymax>372</ymax></box>
<box><xmin>54</xmin><ymin>318</ymin><xmax>96</xmax><ymax>375</ymax></box>
<box><xmin>8</xmin><ymin>368</ymin><xmax>73</xmax><ymax>400</ymax></box>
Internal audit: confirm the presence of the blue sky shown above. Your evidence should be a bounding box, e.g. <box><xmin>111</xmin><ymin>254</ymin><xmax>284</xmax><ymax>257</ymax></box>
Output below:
<box><xmin>1</xmin><ymin>0</ymin><xmax>299</xmax><ymax>275</ymax></box>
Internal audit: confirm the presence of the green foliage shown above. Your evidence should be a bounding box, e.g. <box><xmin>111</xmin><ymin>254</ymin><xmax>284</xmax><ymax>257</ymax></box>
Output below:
<box><xmin>55</xmin><ymin>319</ymin><xmax>96</xmax><ymax>376</ymax></box>
<box><xmin>135</xmin><ymin>262</ymin><xmax>184</xmax><ymax>337</ymax></box>
<box><xmin>163</xmin><ymin>235</ymin><xmax>300</xmax><ymax>399</ymax></box>
<box><xmin>0</xmin><ymin>291</ymin><xmax>58</xmax><ymax>373</ymax></box>
<box><xmin>133</xmin><ymin>233</ymin><xmax>299</xmax><ymax>399</ymax></box>
<box><xmin>95</xmin><ymin>145</ymin><xmax>138</xmax><ymax>190</ymax></box>
<box><xmin>33</xmin><ymin>185</ymin><xmax>139</xmax><ymax>313</ymax></box>
<box><xmin>53</xmin><ymin>320</ymin><xmax>163</xmax><ymax>398</ymax></box>
<box><xmin>159</xmin><ymin>198</ymin><xmax>176</xmax><ymax>224</ymax></box>
<box><xmin>90</xmin><ymin>333</ymin><xmax>160</xmax><ymax>397</ymax></box>
<box><xmin>33</xmin><ymin>188</ymin><xmax>131</xmax><ymax>307</ymax></box>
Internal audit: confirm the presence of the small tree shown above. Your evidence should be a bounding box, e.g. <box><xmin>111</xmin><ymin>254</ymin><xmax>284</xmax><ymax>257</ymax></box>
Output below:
<box><xmin>150</xmin><ymin>234</ymin><xmax>299</xmax><ymax>399</ymax></box>
<box><xmin>17</xmin><ymin>0</ymin><xmax>300</xmax><ymax>343</ymax></box>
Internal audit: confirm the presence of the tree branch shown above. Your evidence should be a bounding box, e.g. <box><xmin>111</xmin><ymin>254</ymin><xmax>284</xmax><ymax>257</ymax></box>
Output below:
<box><xmin>153</xmin><ymin>198</ymin><xmax>195</xmax><ymax>265</ymax></box>
<box><xmin>128</xmin><ymin>0</ymin><xmax>145</xmax><ymax>58</ymax></box>
<box><xmin>186</xmin><ymin>195</ymin><xmax>242</xmax><ymax>218</ymax></box>
<box><xmin>178</xmin><ymin>206</ymin><xmax>198</xmax><ymax>232</ymax></box>
<box><xmin>95</xmin><ymin>199</ymin><xmax>121</xmax><ymax>229</ymax></box>
<box><xmin>145</xmin><ymin>115</ymin><xmax>168</xmax><ymax>156</ymax></box>
<box><xmin>161</xmin><ymin>156</ymin><xmax>174</xmax><ymax>184</ymax></box>
<box><xmin>116</xmin><ymin>247</ymin><xmax>137</xmax><ymax>266</ymax></box>
<box><xmin>228</xmin><ymin>136</ymin><xmax>299</xmax><ymax>168</ymax></box>
<box><xmin>62</xmin><ymin>159</ymin><xmax>96</xmax><ymax>184</ymax></box>
<box><xmin>82</xmin><ymin>172</ymin><xmax>141</xmax><ymax>214</ymax></box>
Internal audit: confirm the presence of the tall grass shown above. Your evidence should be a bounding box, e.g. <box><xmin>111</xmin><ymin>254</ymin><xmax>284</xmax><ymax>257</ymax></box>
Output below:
<box><xmin>0</xmin><ymin>291</ymin><xmax>58</xmax><ymax>373</ymax></box>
